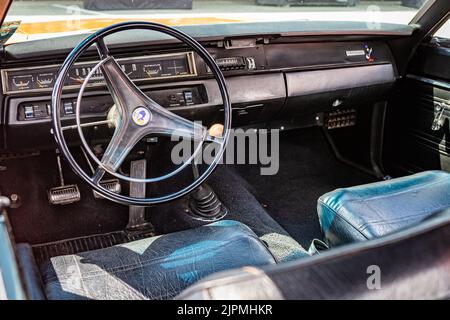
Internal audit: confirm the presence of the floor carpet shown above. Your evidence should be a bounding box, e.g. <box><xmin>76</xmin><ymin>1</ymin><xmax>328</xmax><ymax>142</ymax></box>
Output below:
<box><xmin>0</xmin><ymin>150</ymin><xmax>129</xmax><ymax>244</ymax></box>
<box><xmin>234</xmin><ymin>127</ymin><xmax>376</xmax><ymax>248</ymax></box>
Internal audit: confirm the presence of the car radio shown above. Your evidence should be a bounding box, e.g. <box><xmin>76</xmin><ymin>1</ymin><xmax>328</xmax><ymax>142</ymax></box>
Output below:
<box><xmin>209</xmin><ymin>57</ymin><xmax>257</xmax><ymax>72</ymax></box>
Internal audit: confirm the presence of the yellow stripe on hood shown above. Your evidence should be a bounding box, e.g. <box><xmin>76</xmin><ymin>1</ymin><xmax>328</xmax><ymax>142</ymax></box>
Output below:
<box><xmin>16</xmin><ymin>17</ymin><xmax>243</xmax><ymax>35</ymax></box>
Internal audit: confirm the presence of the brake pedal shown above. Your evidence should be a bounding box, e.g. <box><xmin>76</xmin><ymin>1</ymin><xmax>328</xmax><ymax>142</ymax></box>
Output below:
<box><xmin>80</xmin><ymin>147</ymin><xmax>121</xmax><ymax>199</ymax></box>
<box><xmin>48</xmin><ymin>151</ymin><xmax>81</xmax><ymax>205</ymax></box>
<box><xmin>95</xmin><ymin>179</ymin><xmax>122</xmax><ymax>199</ymax></box>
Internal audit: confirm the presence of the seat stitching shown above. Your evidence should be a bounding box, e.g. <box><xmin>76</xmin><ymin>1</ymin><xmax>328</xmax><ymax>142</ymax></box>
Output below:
<box><xmin>318</xmin><ymin>176</ymin><xmax>450</xmax><ymax>216</ymax></box>
<box><xmin>318</xmin><ymin>201</ymin><xmax>369</xmax><ymax>239</ymax></box>
<box><xmin>318</xmin><ymin>176</ymin><xmax>450</xmax><ymax>229</ymax></box>
<box><xmin>342</xmin><ymin>176</ymin><xmax>450</xmax><ymax>203</ymax></box>
<box><xmin>358</xmin><ymin>214</ymin><xmax>431</xmax><ymax>234</ymax></box>
<box><xmin>321</xmin><ymin>199</ymin><xmax>448</xmax><ymax>238</ymax></box>
<box><xmin>359</xmin><ymin>208</ymin><xmax>446</xmax><ymax>229</ymax></box>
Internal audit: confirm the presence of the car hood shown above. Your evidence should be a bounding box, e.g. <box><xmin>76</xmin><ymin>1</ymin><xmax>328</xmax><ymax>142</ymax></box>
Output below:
<box><xmin>0</xmin><ymin>0</ymin><xmax>12</xmax><ymax>25</ymax></box>
<box><xmin>5</xmin><ymin>16</ymin><xmax>246</xmax><ymax>43</ymax></box>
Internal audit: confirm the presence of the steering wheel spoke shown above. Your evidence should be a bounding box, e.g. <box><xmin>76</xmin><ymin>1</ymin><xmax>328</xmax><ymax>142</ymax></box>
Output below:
<box><xmin>92</xmin><ymin>167</ymin><xmax>106</xmax><ymax>185</ymax></box>
<box><xmin>204</xmin><ymin>134</ymin><xmax>224</xmax><ymax>144</ymax></box>
<box><xmin>100</xmin><ymin>56</ymin><xmax>149</xmax><ymax>116</ymax></box>
<box><xmin>96</xmin><ymin>37</ymin><xmax>110</xmax><ymax>59</ymax></box>
<box><xmin>147</xmin><ymin>104</ymin><xmax>206</xmax><ymax>141</ymax></box>
<box><xmin>99</xmin><ymin>122</ymin><xmax>145</xmax><ymax>172</ymax></box>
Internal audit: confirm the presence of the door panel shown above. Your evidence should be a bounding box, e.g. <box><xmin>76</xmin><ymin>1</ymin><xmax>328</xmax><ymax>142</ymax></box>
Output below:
<box><xmin>384</xmin><ymin>37</ymin><xmax>450</xmax><ymax>175</ymax></box>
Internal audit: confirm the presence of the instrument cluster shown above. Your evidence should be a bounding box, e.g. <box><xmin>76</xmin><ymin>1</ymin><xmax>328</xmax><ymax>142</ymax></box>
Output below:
<box><xmin>1</xmin><ymin>52</ymin><xmax>196</xmax><ymax>94</ymax></box>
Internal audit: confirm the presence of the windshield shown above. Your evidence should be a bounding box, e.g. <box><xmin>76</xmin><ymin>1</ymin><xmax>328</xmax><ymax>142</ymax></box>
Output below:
<box><xmin>4</xmin><ymin>0</ymin><xmax>431</xmax><ymax>43</ymax></box>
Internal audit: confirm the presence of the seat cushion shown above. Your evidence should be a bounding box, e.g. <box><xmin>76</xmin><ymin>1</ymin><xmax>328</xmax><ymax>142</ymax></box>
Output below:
<box><xmin>40</xmin><ymin>220</ymin><xmax>276</xmax><ymax>300</ymax></box>
<box><xmin>318</xmin><ymin>170</ymin><xmax>450</xmax><ymax>246</ymax></box>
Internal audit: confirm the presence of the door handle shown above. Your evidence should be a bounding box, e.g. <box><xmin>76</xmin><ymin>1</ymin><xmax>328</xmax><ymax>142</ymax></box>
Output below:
<box><xmin>431</xmin><ymin>100</ymin><xmax>450</xmax><ymax>131</ymax></box>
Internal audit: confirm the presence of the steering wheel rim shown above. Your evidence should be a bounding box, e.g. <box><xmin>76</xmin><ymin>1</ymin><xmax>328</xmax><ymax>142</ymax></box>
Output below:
<box><xmin>51</xmin><ymin>21</ymin><xmax>232</xmax><ymax>206</ymax></box>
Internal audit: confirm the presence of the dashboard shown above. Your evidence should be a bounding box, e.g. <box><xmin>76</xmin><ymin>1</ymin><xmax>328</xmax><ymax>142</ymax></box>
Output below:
<box><xmin>0</xmin><ymin>28</ymin><xmax>402</xmax><ymax>151</ymax></box>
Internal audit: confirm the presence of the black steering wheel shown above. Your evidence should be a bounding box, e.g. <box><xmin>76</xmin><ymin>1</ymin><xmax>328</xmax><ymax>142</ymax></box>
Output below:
<box><xmin>51</xmin><ymin>22</ymin><xmax>232</xmax><ymax>206</ymax></box>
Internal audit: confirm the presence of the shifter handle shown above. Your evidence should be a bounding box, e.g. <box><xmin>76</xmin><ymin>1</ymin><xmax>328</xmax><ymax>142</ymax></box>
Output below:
<box><xmin>208</xmin><ymin>124</ymin><xmax>224</xmax><ymax>138</ymax></box>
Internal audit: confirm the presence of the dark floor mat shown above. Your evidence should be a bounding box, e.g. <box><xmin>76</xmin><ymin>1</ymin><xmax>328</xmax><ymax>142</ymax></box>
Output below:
<box><xmin>0</xmin><ymin>151</ymin><xmax>130</xmax><ymax>244</ymax></box>
<box><xmin>234</xmin><ymin>127</ymin><xmax>376</xmax><ymax>247</ymax></box>
<box><xmin>32</xmin><ymin>230</ymin><xmax>154</xmax><ymax>264</ymax></box>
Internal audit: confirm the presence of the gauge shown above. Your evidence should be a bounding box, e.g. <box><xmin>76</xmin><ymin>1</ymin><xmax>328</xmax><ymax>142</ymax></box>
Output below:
<box><xmin>67</xmin><ymin>66</ymin><xmax>87</xmax><ymax>85</ymax></box>
<box><xmin>10</xmin><ymin>74</ymin><xmax>34</xmax><ymax>91</ymax></box>
<box><xmin>86</xmin><ymin>66</ymin><xmax>103</xmax><ymax>82</ymax></box>
<box><xmin>161</xmin><ymin>57</ymin><xmax>189</xmax><ymax>76</ymax></box>
<box><xmin>67</xmin><ymin>65</ymin><xmax>103</xmax><ymax>86</ymax></box>
<box><xmin>36</xmin><ymin>73</ymin><xmax>56</xmax><ymax>89</ymax></box>
<box><xmin>143</xmin><ymin>63</ymin><xmax>162</xmax><ymax>78</ymax></box>
<box><xmin>120</xmin><ymin>63</ymin><xmax>138</xmax><ymax>78</ymax></box>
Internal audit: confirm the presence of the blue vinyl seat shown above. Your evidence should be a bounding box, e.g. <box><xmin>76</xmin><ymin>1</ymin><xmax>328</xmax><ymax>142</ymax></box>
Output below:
<box><xmin>318</xmin><ymin>170</ymin><xmax>450</xmax><ymax>246</ymax></box>
<box><xmin>40</xmin><ymin>220</ymin><xmax>276</xmax><ymax>300</ymax></box>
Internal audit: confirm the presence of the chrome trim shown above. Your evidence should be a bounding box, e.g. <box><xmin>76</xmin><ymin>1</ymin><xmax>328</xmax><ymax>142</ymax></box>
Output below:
<box><xmin>406</xmin><ymin>74</ymin><xmax>450</xmax><ymax>90</ymax></box>
<box><xmin>1</xmin><ymin>51</ymin><xmax>197</xmax><ymax>95</ymax></box>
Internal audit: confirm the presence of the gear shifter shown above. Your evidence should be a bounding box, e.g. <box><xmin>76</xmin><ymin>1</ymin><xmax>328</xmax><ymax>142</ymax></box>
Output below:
<box><xmin>188</xmin><ymin>162</ymin><xmax>227</xmax><ymax>221</ymax></box>
<box><xmin>187</xmin><ymin>123</ymin><xmax>227</xmax><ymax>220</ymax></box>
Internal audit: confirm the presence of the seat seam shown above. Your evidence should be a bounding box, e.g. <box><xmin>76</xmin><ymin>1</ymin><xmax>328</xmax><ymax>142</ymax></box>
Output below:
<box><xmin>318</xmin><ymin>175</ymin><xmax>450</xmax><ymax>229</ymax></box>
<box><xmin>320</xmin><ymin>193</ymin><xmax>450</xmax><ymax>240</ymax></box>
<box><xmin>340</xmin><ymin>176</ymin><xmax>450</xmax><ymax>203</ymax></box>
<box><xmin>359</xmin><ymin>207</ymin><xmax>447</xmax><ymax>230</ymax></box>
<box><xmin>318</xmin><ymin>201</ymin><xmax>369</xmax><ymax>240</ymax></box>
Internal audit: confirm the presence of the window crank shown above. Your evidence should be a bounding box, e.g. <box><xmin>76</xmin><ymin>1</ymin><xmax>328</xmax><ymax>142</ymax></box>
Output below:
<box><xmin>431</xmin><ymin>100</ymin><xmax>450</xmax><ymax>131</ymax></box>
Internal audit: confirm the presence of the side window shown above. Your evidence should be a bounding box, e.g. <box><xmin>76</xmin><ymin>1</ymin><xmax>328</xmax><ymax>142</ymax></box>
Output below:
<box><xmin>434</xmin><ymin>19</ymin><xmax>450</xmax><ymax>40</ymax></box>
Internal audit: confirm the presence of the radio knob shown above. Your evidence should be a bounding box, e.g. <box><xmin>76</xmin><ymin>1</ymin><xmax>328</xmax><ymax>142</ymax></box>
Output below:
<box><xmin>246</xmin><ymin>57</ymin><xmax>256</xmax><ymax>70</ymax></box>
